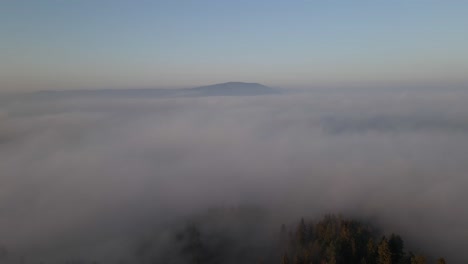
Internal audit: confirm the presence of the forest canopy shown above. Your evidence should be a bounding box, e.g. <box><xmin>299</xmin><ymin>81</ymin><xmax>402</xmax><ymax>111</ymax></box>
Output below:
<box><xmin>135</xmin><ymin>211</ymin><xmax>446</xmax><ymax>264</ymax></box>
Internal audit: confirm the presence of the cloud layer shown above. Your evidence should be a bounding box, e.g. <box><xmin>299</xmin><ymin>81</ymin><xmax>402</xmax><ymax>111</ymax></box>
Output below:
<box><xmin>1</xmin><ymin>89</ymin><xmax>467</xmax><ymax>263</ymax></box>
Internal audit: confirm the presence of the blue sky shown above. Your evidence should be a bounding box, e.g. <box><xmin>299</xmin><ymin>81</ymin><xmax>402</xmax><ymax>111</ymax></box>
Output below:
<box><xmin>1</xmin><ymin>0</ymin><xmax>468</xmax><ymax>91</ymax></box>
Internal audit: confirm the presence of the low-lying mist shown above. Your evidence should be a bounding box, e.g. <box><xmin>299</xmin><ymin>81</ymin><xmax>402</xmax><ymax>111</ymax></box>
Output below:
<box><xmin>1</xmin><ymin>89</ymin><xmax>467</xmax><ymax>263</ymax></box>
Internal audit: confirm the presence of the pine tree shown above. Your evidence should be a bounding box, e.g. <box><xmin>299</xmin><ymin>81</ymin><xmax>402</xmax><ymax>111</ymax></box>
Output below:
<box><xmin>389</xmin><ymin>233</ymin><xmax>404</xmax><ymax>263</ymax></box>
<box><xmin>296</xmin><ymin>218</ymin><xmax>307</xmax><ymax>247</ymax></box>
<box><xmin>366</xmin><ymin>238</ymin><xmax>377</xmax><ymax>264</ymax></box>
<box><xmin>377</xmin><ymin>237</ymin><xmax>392</xmax><ymax>264</ymax></box>
<box><xmin>410</xmin><ymin>255</ymin><xmax>426</xmax><ymax>264</ymax></box>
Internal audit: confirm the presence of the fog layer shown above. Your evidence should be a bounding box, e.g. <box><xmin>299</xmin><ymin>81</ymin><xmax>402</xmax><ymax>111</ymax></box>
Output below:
<box><xmin>1</xmin><ymin>89</ymin><xmax>467</xmax><ymax>263</ymax></box>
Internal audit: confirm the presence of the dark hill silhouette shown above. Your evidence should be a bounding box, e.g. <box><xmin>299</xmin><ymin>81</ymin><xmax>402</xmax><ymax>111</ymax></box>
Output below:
<box><xmin>185</xmin><ymin>82</ymin><xmax>278</xmax><ymax>96</ymax></box>
<box><xmin>28</xmin><ymin>82</ymin><xmax>279</xmax><ymax>99</ymax></box>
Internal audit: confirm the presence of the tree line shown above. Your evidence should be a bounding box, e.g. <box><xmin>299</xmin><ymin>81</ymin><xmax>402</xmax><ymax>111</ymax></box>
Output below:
<box><xmin>278</xmin><ymin>214</ymin><xmax>446</xmax><ymax>264</ymax></box>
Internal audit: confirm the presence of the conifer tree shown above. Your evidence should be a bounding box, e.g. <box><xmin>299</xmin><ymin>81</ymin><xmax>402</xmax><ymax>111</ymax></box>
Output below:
<box><xmin>377</xmin><ymin>237</ymin><xmax>392</xmax><ymax>264</ymax></box>
<box><xmin>410</xmin><ymin>255</ymin><xmax>427</xmax><ymax>264</ymax></box>
<box><xmin>389</xmin><ymin>233</ymin><xmax>404</xmax><ymax>263</ymax></box>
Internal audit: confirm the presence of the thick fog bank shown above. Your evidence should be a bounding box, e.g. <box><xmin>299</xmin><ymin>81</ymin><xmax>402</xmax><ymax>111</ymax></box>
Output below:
<box><xmin>1</xmin><ymin>89</ymin><xmax>467</xmax><ymax>263</ymax></box>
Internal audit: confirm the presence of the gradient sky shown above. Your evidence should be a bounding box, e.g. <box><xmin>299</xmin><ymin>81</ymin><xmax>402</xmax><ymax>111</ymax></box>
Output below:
<box><xmin>1</xmin><ymin>0</ymin><xmax>468</xmax><ymax>91</ymax></box>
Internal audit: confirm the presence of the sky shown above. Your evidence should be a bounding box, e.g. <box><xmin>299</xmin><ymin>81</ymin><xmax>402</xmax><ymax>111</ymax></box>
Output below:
<box><xmin>1</xmin><ymin>0</ymin><xmax>468</xmax><ymax>91</ymax></box>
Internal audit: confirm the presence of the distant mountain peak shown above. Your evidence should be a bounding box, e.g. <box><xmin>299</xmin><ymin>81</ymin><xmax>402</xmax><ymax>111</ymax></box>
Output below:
<box><xmin>217</xmin><ymin>81</ymin><xmax>261</xmax><ymax>85</ymax></box>
<box><xmin>26</xmin><ymin>82</ymin><xmax>279</xmax><ymax>100</ymax></box>
<box><xmin>193</xmin><ymin>81</ymin><xmax>267</xmax><ymax>88</ymax></box>
<box><xmin>188</xmin><ymin>82</ymin><xmax>277</xmax><ymax>96</ymax></box>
